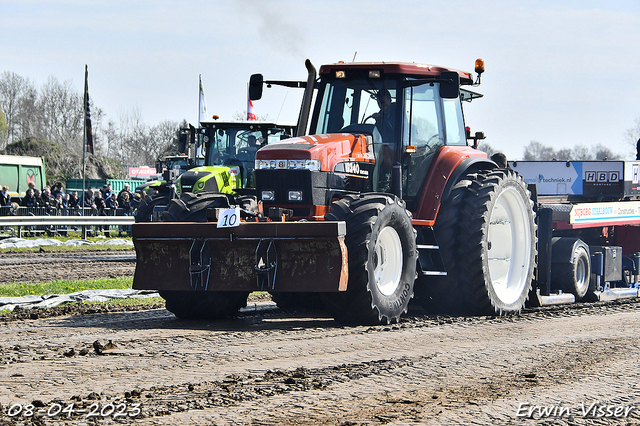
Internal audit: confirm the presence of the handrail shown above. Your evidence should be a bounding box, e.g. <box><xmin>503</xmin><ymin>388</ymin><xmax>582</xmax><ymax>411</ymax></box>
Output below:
<box><xmin>0</xmin><ymin>207</ymin><xmax>136</xmax><ymax>238</ymax></box>
<box><xmin>0</xmin><ymin>216</ymin><xmax>134</xmax><ymax>226</ymax></box>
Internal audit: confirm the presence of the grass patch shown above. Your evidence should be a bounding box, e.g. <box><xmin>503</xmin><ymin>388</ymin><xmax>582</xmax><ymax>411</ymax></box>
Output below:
<box><xmin>0</xmin><ymin>277</ymin><xmax>134</xmax><ymax>297</ymax></box>
<box><xmin>0</xmin><ymin>277</ymin><xmax>271</xmax><ymax>318</ymax></box>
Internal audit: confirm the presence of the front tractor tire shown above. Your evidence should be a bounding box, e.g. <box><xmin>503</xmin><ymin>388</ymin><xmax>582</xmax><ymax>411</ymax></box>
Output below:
<box><xmin>158</xmin><ymin>192</ymin><xmax>249</xmax><ymax>320</ymax></box>
<box><xmin>460</xmin><ymin>169</ymin><xmax>537</xmax><ymax>315</ymax></box>
<box><xmin>135</xmin><ymin>195</ymin><xmax>171</xmax><ymax>223</ymax></box>
<box><xmin>324</xmin><ymin>194</ymin><xmax>417</xmax><ymax>325</ymax></box>
<box><xmin>160</xmin><ymin>291</ymin><xmax>249</xmax><ymax>320</ymax></box>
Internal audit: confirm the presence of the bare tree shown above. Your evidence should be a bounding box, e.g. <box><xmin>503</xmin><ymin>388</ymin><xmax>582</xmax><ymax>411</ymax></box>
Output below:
<box><xmin>0</xmin><ymin>110</ymin><xmax>7</xmax><ymax>147</ymax></box>
<box><xmin>105</xmin><ymin>108</ymin><xmax>180</xmax><ymax>167</ymax></box>
<box><xmin>625</xmin><ymin>117</ymin><xmax>640</xmax><ymax>159</ymax></box>
<box><xmin>571</xmin><ymin>145</ymin><xmax>593</xmax><ymax>161</ymax></box>
<box><xmin>592</xmin><ymin>143</ymin><xmax>622</xmax><ymax>161</ymax></box>
<box><xmin>0</xmin><ymin>71</ymin><xmax>36</xmax><ymax>147</ymax></box>
<box><xmin>476</xmin><ymin>141</ymin><xmax>496</xmax><ymax>157</ymax></box>
<box><xmin>38</xmin><ymin>76</ymin><xmax>84</xmax><ymax>155</ymax></box>
<box><xmin>523</xmin><ymin>141</ymin><xmax>555</xmax><ymax>161</ymax></box>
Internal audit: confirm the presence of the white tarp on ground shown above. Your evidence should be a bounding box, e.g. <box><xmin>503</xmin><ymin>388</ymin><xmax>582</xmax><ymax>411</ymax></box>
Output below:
<box><xmin>0</xmin><ymin>289</ymin><xmax>159</xmax><ymax>312</ymax></box>
<box><xmin>0</xmin><ymin>237</ymin><xmax>133</xmax><ymax>249</ymax></box>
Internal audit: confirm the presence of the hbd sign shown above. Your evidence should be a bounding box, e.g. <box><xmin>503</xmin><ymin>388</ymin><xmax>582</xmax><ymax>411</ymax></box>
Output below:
<box><xmin>585</xmin><ymin>171</ymin><xmax>620</xmax><ymax>183</ymax></box>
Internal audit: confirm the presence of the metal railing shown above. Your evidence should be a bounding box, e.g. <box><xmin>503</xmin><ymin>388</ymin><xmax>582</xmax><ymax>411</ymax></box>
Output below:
<box><xmin>0</xmin><ymin>207</ymin><xmax>136</xmax><ymax>239</ymax></box>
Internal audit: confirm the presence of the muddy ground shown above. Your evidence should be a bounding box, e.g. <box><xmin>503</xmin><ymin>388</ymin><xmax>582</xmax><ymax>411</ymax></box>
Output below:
<box><xmin>0</xmin><ymin>250</ymin><xmax>639</xmax><ymax>425</ymax></box>
<box><xmin>0</xmin><ymin>249</ymin><xmax>136</xmax><ymax>285</ymax></box>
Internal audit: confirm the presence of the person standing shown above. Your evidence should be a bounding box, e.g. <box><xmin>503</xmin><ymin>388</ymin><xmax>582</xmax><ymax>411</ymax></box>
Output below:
<box><xmin>117</xmin><ymin>183</ymin><xmax>133</xmax><ymax>206</ymax></box>
<box><xmin>0</xmin><ymin>186</ymin><xmax>11</xmax><ymax>207</ymax></box>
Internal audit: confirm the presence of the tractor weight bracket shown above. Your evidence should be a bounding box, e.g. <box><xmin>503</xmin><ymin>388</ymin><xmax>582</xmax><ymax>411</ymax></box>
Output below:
<box><xmin>255</xmin><ymin>239</ymin><xmax>277</xmax><ymax>291</ymax></box>
<box><xmin>189</xmin><ymin>239</ymin><xmax>212</xmax><ymax>291</ymax></box>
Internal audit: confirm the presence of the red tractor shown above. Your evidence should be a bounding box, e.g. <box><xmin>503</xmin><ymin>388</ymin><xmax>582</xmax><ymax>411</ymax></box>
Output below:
<box><xmin>133</xmin><ymin>59</ymin><xmax>537</xmax><ymax>324</ymax></box>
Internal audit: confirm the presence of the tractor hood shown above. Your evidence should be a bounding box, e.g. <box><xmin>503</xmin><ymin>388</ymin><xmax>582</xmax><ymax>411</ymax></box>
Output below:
<box><xmin>255</xmin><ymin>133</ymin><xmax>375</xmax><ymax>173</ymax></box>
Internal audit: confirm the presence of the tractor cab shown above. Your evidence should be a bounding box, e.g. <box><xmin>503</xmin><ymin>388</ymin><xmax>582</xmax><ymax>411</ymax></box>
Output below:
<box><xmin>308</xmin><ymin>63</ymin><xmax>479</xmax><ymax>209</ymax></box>
<box><xmin>176</xmin><ymin>121</ymin><xmax>296</xmax><ymax>196</ymax></box>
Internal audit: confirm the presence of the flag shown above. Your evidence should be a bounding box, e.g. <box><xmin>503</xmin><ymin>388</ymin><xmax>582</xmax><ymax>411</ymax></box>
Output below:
<box><xmin>198</xmin><ymin>74</ymin><xmax>207</xmax><ymax>124</ymax></box>
<box><xmin>247</xmin><ymin>95</ymin><xmax>256</xmax><ymax>121</ymax></box>
<box><xmin>84</xmin><ymin>65</ymin><xmax>94</xmax><ymax>154</ymax></box>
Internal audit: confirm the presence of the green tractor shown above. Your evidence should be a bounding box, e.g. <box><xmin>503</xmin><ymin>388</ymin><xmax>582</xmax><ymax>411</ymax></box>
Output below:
<box><xmin>135</xmin><ymin>120</ymin><xmax>295</xmax><ymax>222</ymax></box>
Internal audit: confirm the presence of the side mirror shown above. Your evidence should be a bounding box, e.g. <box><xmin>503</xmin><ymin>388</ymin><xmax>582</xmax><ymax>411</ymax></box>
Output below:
<box><xmin>439</xmin><ymin>71</ymin><xmax>460</xmax><ymax>99</ymax></box>
<box><xmin>189</xmin><ymin>124</ymin><xmax>196</xmax><ymax>145</ymax></box>
<box><xmin>177</xmin><ymin>132</ymin><xmax>187</xmax><ymax>154</ymax></box>
<box><xmin>249</xmin><ymin>74</ymin><xmax>264</xmax><ymax>101</ymax></box>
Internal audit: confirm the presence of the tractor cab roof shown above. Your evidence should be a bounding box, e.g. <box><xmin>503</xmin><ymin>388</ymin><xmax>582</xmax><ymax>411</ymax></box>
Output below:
<box><xmin>319</xmin><ymin>62</ymin><xmax>474</xmax><ymax>85</ymax></box>
<box><xmin>198</xmin><ymin>120</ymin><xmax>297</xmax><ymax>131</ymax></box>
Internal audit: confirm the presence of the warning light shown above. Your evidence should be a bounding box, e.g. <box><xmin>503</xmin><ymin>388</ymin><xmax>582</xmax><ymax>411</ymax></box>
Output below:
<box><xmin>475</xmin><ymin>58</ymin><xmax>485</xmax><ymax>75</ymax></box>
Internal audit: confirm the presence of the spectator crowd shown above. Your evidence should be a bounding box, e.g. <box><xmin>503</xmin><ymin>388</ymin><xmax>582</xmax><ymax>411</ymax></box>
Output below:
<box><xmin>0</xmin><ymin>182</ymin><xmax>142</xmax><ymax>215</ymax></box>
<box><xmin>0</xmin><ymin>182</ymin><xmax>143</xmax><ymax>237</ymax></box>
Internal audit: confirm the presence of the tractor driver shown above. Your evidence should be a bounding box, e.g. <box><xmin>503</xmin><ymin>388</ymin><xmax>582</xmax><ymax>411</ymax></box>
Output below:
<box><xmin>372</xmin><ymin>89</ymin><xmax>397</xmax><ymax>191</ymax></box>
<box><xmin>247</xmin><ymin>134</ymin><xmax>260</xmax><ymax>151</ymax></box>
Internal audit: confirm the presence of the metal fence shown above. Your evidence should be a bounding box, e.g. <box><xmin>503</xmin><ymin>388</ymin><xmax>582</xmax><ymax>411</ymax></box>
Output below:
<box><xmin>0</xmin><ymin>207</ymin><xmax>136</xmax><ymax>238</ymax></box>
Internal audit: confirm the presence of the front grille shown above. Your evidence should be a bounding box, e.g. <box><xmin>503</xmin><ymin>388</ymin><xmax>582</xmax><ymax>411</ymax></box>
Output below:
<box><xmin>256</xmin><ymin>169</ymin><xmax>328</xmax><ymax>205</ymax></box>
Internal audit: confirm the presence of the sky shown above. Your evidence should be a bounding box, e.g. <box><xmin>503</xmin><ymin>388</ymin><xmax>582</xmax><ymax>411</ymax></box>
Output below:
<box><xmin>2</xmin><ymin>0</ymin><xmax>640</xmax><ymax>161</ymax></box>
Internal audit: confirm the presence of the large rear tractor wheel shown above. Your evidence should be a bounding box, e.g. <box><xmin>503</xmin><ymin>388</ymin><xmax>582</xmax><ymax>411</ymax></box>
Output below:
<box><xmin>459</xmin><ymin>170</ymin><xmax>536</xmax><ymax>315</ymax></box>
<box><xmin>160</xmin><ymin>291</ymin><xmax>249</xmax><ymax>320</ymax></box>
<box><xmin>323</xmin><ymin>194</ymin><xmax>417</xmax><ymax>325</ymax></box>
<box><xmin>413</xmin><ymin>175</ymin><xmax>474</xmax><ymax>315</ymax></box>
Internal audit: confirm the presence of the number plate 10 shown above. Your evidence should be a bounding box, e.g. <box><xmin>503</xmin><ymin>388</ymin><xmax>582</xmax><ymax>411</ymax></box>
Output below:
<box><xmin>217</xmin><ymin>206</ymin><xmax>241</xmax><ymax>228</ymax></box>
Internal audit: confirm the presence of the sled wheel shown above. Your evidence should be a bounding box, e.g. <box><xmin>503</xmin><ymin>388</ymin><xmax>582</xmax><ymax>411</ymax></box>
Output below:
<box><xmin>551</xmin><ymin>238</ymin><xmax>592</xmax><ymax>300</ymax></box>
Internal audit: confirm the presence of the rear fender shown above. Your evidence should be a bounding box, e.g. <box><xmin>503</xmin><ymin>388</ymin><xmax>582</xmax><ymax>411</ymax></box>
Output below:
<box><xmin>414</xmin><ymin>146</ymin><xmax>490</xmax><ymax>223</ymax></box>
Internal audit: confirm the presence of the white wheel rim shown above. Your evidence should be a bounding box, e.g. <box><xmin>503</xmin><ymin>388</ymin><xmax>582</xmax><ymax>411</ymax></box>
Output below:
<box><xmin>373</xmin><ymin>226</ymin><xmax>403</xmax><ymax>296</ymax></box>
<box><xmin>576</xmin><ymin>253</ymin><xmax>588</xmax><ymax>290</ymax></box>
<box><xmin>487</xmin><ymin>187</ymin><xmax>532</xmax><ymax>305</ymax></box>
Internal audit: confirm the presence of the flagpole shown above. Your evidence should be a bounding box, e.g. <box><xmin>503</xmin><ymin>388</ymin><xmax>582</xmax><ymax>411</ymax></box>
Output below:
<box><xmin>82</xmin><ymin>65</ymin><xmax>87</xmax><ymax>209</ymax></box>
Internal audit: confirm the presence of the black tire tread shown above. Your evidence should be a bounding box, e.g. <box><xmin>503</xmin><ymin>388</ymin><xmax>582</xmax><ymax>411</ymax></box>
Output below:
<box><xmin>324</xmin><ymin>193</ymin><xmax>416</xmax><ymax>325</ymax></box>
<box><xmin>458</xmin><ymin>169</ymin><xmax>537</xmax><ymax>315</ymax></box>
<box><xmin>160</xmin><ymin>291</ymin><xmax>249</xmax><ymax>320</ymax></box>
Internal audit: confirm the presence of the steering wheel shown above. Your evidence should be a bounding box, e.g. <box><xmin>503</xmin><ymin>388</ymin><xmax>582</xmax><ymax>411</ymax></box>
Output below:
<box><xmin>362</xmin><ymin>113</ymin><xmax>379</xmax><ymax>124</ymax></box>
<box><xmin>424</xmin><ymin>134</ymin><xmax>443</xmax><ymax>152</ymax></box>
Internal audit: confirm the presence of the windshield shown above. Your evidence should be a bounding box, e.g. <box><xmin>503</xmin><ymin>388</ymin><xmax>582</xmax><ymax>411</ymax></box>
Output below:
<box><xmin>311</xmin><ymin>72</ymin><xmax>399</xmax><ymax>138</ymax></box>
<box><xmin>204</xmin><ymin>126</ymin><xmax>292</xmax><ymax>187</ymax></box>
<box><xmin>166</xmin><ymin>157</ymin><xmax>204</xmax><ymax>172</ymax></box>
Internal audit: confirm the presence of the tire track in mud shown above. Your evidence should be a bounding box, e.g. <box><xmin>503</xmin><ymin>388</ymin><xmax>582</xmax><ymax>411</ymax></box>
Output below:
<box><xmin>1</xmin><ymin>301</ymin><xmax>640</xmax><ymax>425</ymax></box>
<box><xmin>0</xmin><ymin>249</ymin><xmax>136</xmax><ymax>285</ymax></box>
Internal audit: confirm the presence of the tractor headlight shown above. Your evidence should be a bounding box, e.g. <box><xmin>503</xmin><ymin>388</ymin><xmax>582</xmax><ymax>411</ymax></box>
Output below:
<box><xmin>287</xmin><ymin>159</ymin><xmax>305</xmax><ymax>169</ymax></box>
<box><xmin>304</xmin><ymin>160</ymin><xmax>321</xmax><ymax>171</ymax></box>
<box><xmin>255</xmin><ymin>159</ymin><xmax>321</xmax><ymax>171</ymax></box>
<box><xmin>256</xmin><ymin>159</ymin><xmax>276</xmax><ymax>170</ymax></box>
<box><xmin>261</xmin><ymin>190</ymin><xmax>275</xmax><ymax>201</ymax></box>
<box><xmin>288</xmin><ymin>190</ymin><xmax>303</xmax><ymax>201</ymax></box>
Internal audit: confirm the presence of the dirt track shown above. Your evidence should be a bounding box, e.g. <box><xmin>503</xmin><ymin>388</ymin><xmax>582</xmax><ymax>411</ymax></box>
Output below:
<box><xmin>1</xmin><ymin>299</ymin><xmax>640</xmax><ymax>425</ymax></box>
<box><xmin>0</xmin><ymin>250</ymin><xmax>136</xmax><ymax>284</ymax></box>
<box><xmin>1</xmin><ymin>250</ymin><xmax>640</xmax><ymax>425</ymax></box>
